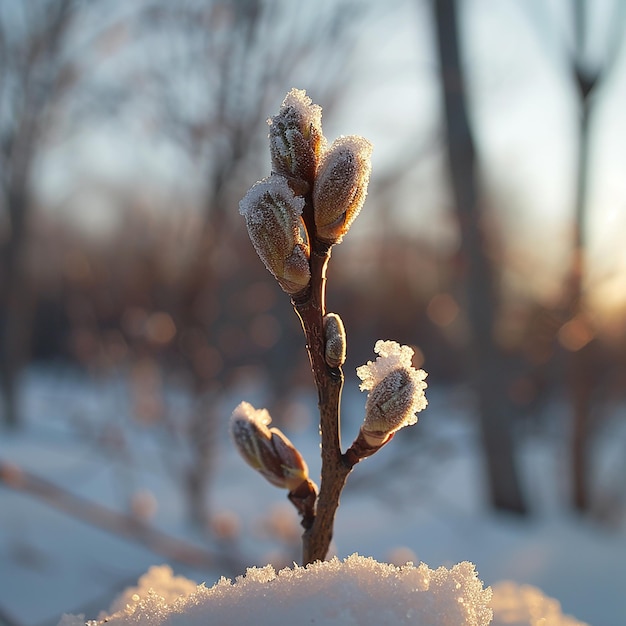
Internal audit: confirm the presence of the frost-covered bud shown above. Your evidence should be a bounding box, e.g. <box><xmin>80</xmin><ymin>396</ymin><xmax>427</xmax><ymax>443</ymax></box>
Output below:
<box><xmin>312</xmin><ymin>135</ymin><xmax>372</xmax><ymax>244</ymax></box>
<box><xmin>268</xmin><ymin>88</ymin><xmax>326</xmax><ymax>190</ymax></box>
<box><xmin>230</xmin><ymin>401</ymin><xmax>310</xmax><ymax>491</ymax></box>
<box><xmin>356</xmin><ymin>340</ymin><xmax>427</xmax><ymax>447</ymax></box>
<box><xmin>239</xmin><ymin>175</ymin><xmax>311</xmax><ymax>294</ymax></box>
<box><xmin>323</xmin><ymin>312</ymin><xmax>346</xmax><ymax>368</ymax></box>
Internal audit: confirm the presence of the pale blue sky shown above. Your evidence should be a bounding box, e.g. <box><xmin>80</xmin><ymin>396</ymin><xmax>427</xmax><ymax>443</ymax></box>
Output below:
<box><xmin>35</xmin><ymin>0</ymin><xmax>626</xmax><ymax>318</ymax></box>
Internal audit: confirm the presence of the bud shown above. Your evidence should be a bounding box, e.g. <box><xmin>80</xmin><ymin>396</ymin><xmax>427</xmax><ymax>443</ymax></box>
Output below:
<box><xmin>312</xmin><ymin>135</ymin><xmax>372</xmax><ymax>244</ymax></box>
<box><xmin>323</xmin><ymin>312</ymin><xmax>346</xmax><ymax>368</ymax></box>
<box><xmin>230</xmin><ymin>401</ymin><xmax>310</xmax><ymax>491</ymax></box>
<box><xmin>239</xmin><ymin>175</ymin><xmax>311</xmax><ymax>294</ymax></box>
<box><xmin>268</xmin><ymin>88</ymin><xmax>326</xmax><ymax>190</ymax></box>
<box><xmin>356</xmin><ymin>340</ymin><xmax>427</xmax><ymax>447</ymax></box>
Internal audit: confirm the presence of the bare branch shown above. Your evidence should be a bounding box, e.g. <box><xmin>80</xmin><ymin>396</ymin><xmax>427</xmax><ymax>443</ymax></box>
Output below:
<box><xmin>0</xmin><ymin>459</ymin><xmax>244</xmax><ymax>575</ymax></box>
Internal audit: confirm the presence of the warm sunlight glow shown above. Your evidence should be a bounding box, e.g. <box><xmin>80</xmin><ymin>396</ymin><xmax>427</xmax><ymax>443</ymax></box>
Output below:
<box><xmin>426</xmin><ymin>292</ymin><xmax>460</xmax><ymax>328</ymax></box>
<box><xmin>588</xmin><ymin>273</ymin><xmax>626</xmax><ymax>336</ymax></box>
<box><xmin>557</xmin><ymin>314</ymin><xmax>595</xmax><ymax>352</ymax></box>
<box><xmin>145</xmin><ymin>312</ymin><xmax>177</xmax><ymax>345</ymax></box>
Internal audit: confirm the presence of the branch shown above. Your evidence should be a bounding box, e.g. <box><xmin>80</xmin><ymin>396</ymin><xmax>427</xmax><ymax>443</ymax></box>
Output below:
<box><xmin>291</xmin><ymin>238</ymin><xmax>353</xmax><ymax>564</ymax></box>
<box><xmin>0</xmin><ymin>459</ymin><xmax>243</xmax><ymax>575</ymax></box>
<box><xmin>236</xmin><ymin>89</ymin><xmax>425</xmax><ymax>565</ymax></box>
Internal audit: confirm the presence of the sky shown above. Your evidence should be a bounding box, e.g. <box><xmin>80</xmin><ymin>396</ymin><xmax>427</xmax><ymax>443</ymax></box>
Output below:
<box><xmin>343</xmin><ymin>0</ymin><xmax>626</xmax><ymax>319</ymax></box>
<box><xmin>33</xmin><ymin>0</ymin><xmax>626</xmax><ymax>319</ymax></box>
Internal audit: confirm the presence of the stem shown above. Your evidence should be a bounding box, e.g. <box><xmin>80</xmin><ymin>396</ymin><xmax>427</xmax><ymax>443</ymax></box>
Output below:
<box><xmin>291</xmin><ymin>230</ymin><xmax>352</xmax><ymax>564</ymax></box>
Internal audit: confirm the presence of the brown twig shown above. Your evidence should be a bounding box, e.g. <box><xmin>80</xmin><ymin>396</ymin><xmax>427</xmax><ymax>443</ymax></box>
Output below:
<box><xmin>290</xmin><ymin>201</ymin><xmax>357</xmax><ymax>565</ymax></box>
<box><xmin>240</xmin><ymin>92</ymin><xmax>376</xmax><ymax>565</ymax></box>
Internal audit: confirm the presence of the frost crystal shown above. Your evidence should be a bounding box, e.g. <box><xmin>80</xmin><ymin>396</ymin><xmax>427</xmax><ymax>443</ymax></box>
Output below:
<box><xmin>239</xmin><ymin>175</ymin><xmax>310</xmax><ymax>294</ymax></box>
<box><xmin>231</xmin><ymin>400</ymin><xmax>271</xmax><ymax>424</ymax></box>
<box><xmin>62</xmin><ymin>556</ymin><xmax>494</xmax><ymax>626</ymax></box>
<box><xmin>280</xmin><ymin>88</ymin><xmax>323</xmax><ymax>137</ymax></box>
<box><xmin>239</xmin><ymin>174</ymin><xmax>305</xmax><ymax>225</ymax></box>
<box><xmin>357</xmin><ymin>340</ymin><xmax>427</xmax><ymax>442</ymax></box>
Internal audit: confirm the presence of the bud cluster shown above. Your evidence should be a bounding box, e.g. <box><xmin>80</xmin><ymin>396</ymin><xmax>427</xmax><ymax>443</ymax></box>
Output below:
<box><xmin>240</xmin><ymin>88</ymin><xmax>373</xmax><ymax>294</ymax></box>
<box><xmin>235</xmin><ymin>89</ymin><xmax>429</xmax><ymax>561</ymax></box>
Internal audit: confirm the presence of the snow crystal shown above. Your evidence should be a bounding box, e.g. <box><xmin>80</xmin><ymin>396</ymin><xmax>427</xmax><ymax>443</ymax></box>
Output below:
<box><xmin>357</xmin><ymin>340</ymin><xmax>424</xmax><ymax>392</ymax></box>
<box><xmin>238</xmin><ymin>174</ymin><xmax>305</xmax><ymax>223</ymax></box>
<box><xmin>115</xmin><ymin>566</ymin><xmax>197</xmax><ymax>609</ymax></box>
<box><xmin>57</xmin><ymin>556</ymin><xmax>591</xmax><ymax>626</ymax></box>
<box><xmin>58</xmin><ymin>556</ymin><xmax>492</xmax><ymax>626</ymax></box>
<box><xmin>230</xmin><ymin>401</ymin><xmax>271</xmax><ymax>427</ymax></box>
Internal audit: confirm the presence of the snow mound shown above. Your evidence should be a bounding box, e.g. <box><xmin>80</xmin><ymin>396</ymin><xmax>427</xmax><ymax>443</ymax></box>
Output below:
<box><xmin>58</xmin><ymin>556</ymin><xmax>491</xmax><ymax>626</ymax></box>
<box><xmin>491</xmin><ymin>581</ymin><xmax>588</xmax><ymax>626</ymax></box>
<box><xmin>57</xmin><ymin>556</ymin><xmax>587</xmax><ymax>626</ymax></box>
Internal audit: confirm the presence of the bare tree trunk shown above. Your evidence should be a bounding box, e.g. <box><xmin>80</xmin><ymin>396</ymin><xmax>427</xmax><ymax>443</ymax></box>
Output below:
<box><xmin>569</xmin><ymin>80</ymin><xmax>594</xmax><ymax>512</ymax></box>
<box><xmin>0</xmin><ymin>0</ymin><xmax>77</xmax><ymax>428</ymax></box>
<box><xmin>568</xmin><ymin>0</ymin><xmax>599</xmax><ymax>512</ymax></box>
<box><xmin>0</xmin><ymin>267</ymin><xmax>33</xmax><ymax>430</ymax></box>
<box><xmin>0</xmin><ymin>177</ymin><xmax>33</xmax><ymax>429</ymax></box>
<box><xmin>432</xmin><ymin>0</ymin><xmax>526</xmax><ymax>513</ymax></box>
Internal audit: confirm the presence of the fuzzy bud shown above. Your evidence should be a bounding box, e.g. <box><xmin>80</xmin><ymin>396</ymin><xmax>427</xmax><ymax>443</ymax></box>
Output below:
<box><xmin>268</xmin><ymin>88</ymin><xmax>326</xmax><ymax>190</ymax></box>
<box><xmin>356</xmin><ymin>340</ymin><xmax>427</xmax><ymax>447</ymax></box>
<box><xmin>312</xmin><ymin>135</ymin><xmax>372</xmax><ymax>244</ymax></box>
<box><xmin>239</xmin><ymin>175</ymin><xmax>311</xmax><ymax>294</ymax></box>
<box><xmin>323</xmin><ymin>312</ymin><xmax>346</xmax><ymax>368</ymax></box>
<box><xmin>230</xmin><ymin>401</ymin><xmax>310</xmax><ymax>491</ymax></box>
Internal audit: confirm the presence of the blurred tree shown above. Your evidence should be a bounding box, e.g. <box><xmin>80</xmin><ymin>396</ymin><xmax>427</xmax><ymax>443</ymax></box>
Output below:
<box><xmin>522</xmin><ymin>0</ymin><xmax>626</xmax><ymax>513</ymax></box>
<box><xmin>432</xmin><ymin>0</ymin><xmax>527</xmax><ymax>513</ymax></box>
<box><xmin>0</xmin><ymin>0</ymin><xmax>88</xmax><ymax>428</ymax></box>
<box><xmin>565</xmin><ymin>0</ymin><xmax>624</xmax><ymax>512</ymax></box>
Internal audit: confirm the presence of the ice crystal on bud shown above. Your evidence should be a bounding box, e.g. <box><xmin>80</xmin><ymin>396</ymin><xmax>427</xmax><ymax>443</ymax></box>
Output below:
<box><xmin>313</xmin><ymin>135</ymin><xmax>372</xmax><ymax>244</ymax></box>
<box><xmin>356</xmin><ymin>341</ymin><xmax>427</xmax><ymax>446</ymax></box>
<box><xmin>268</xmin><ymin>88</ymin><xmax>326</xmax><ymax>188</ymax></box>
<box><xmin>230</xmin><ymin>401</ymin><xmax>310</xmax><ymax>491</ymax></box>
<box><xmin>239</xmin><ymin>175</ymin><xmax>311</xmax><ymax>294</ymax></box>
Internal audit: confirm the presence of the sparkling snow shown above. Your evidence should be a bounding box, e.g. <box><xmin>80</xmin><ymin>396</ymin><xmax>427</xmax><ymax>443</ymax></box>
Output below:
<box><xmin>57</xmin><ymin>557</ymin><xmax>589</xmax><ymax>626</ymax></box>
<box><xmin>0</xmin><ymin>369</ymin><xmax>621</xmax><ymax>625</ymax></box>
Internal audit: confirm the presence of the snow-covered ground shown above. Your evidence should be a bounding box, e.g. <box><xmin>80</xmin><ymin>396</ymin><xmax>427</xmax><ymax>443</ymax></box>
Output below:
<box><xmin>59</xmin><ymin>558</ymin><xmax>496</xmax><ymax>626</ymax></box>
<box><xmin>0</xmin><ymin>366</ymin><xmax>624</xmax><ymax>625</ymax></box>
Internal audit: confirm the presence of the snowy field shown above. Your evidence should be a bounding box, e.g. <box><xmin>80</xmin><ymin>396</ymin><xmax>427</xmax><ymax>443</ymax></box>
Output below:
<box><xmin>0</xmin><ymin>366</ymin><xmax>624</xmax><ymax>625</ymax></box>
